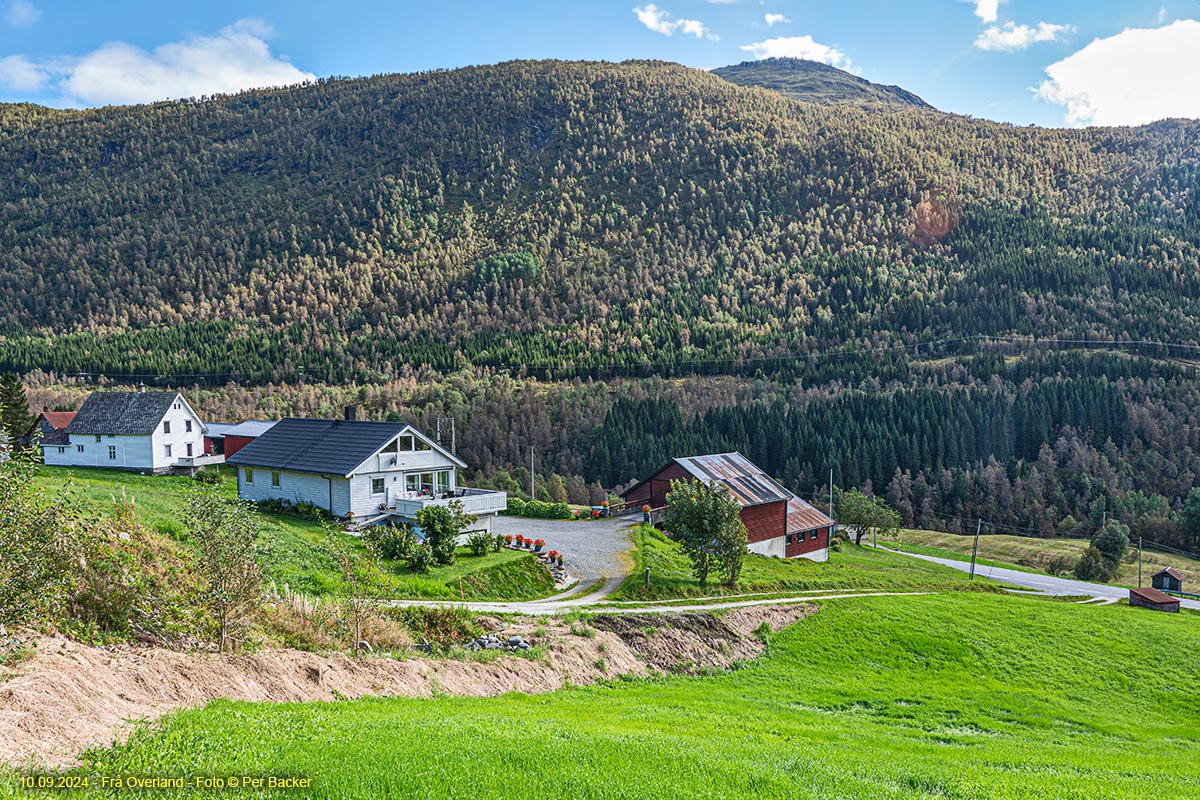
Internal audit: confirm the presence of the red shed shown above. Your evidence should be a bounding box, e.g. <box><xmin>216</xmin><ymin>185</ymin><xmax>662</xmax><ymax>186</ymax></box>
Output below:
<box><xmin>622</xmin><ymin>452</ymin><xmax>834</xmax><ymax>562</ymax></box>
<box><xmin>1129</xmin><ymin>587</ymin><xmax>1181</xmax><ymax>613</ymax></box>
<box><xmin>204</xmin><ymin>420</ymin><xmax>278</xmax><ymax>459</ymax></box>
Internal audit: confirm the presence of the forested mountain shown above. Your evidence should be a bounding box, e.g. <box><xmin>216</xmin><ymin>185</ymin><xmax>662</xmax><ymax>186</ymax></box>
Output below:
<box><xmin>2</xmin><ymin>58</ymin><xmax>1199</xmax><ymax>382</ymax></box>
<box><xmin>712</xmin><ymin>58</ymin><xmax>934</xmax><ymax>110</ymax></box>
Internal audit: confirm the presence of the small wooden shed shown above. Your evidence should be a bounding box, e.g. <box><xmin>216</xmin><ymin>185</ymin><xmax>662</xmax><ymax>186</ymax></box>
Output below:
<box><xmin>1151</xmin><ymin>567</ymin><xmax>1183</xmax><ymax>594</ymax></box>
<box><xmin>1129</xmin><ymin>587</ymin><xmax>1181</xmax><ymax>613</ymax></box>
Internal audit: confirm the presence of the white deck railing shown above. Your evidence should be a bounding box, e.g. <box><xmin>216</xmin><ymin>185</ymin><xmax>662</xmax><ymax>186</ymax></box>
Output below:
<box><xmin>388</xmin><ymin>487</ymin><xmax>507</xmax><ymax>519</ymax></box>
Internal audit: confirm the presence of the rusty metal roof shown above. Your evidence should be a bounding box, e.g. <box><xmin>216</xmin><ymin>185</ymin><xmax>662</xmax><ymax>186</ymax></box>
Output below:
<box><xmin>1153</xmin><ymin>567</ymin><xmax>1184</xmax><ymax>581</ymax></box>
<box><xmin>1130</xmin><ymin>587</ymin><xmax>1179</xmax><ymax>604</ymax></box>
<box><xmin>673</xmin><ymin>452</ymin><xmax>792</xmax><ymax>507</ymax></box>
<box><xmin>787</xmin><ymin>496</ymin><xmax>835</xmax><ymax>533</ymax></box>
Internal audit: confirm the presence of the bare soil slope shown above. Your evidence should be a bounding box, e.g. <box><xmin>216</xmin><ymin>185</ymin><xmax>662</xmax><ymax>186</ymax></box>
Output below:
<box><xmin>0</xmin><ymin>605</ymin><xmax>813</xmax><ymax>769</ymax></box>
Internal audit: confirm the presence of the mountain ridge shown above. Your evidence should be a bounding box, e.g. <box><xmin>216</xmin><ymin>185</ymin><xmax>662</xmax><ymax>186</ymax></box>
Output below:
<box><xmin>713</xmin><ymin>58</ymin><xmax>935</xmax><ymax>111</ymax></box>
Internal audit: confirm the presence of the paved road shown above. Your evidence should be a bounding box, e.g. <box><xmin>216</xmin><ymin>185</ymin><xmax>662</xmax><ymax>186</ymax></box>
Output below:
<box><xmin>884</xmin><ymin>548</ymin><xmax>1200</xmax><ymax>610</ymax></box>
<box><xmin>492</xmin><ymin>515</ymin><xmax>636</xmax><ymax>600</ymax></box>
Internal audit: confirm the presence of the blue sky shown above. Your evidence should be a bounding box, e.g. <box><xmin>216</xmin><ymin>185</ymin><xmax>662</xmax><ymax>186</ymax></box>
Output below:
<box><xmin>2</xmin><ymin>1</ymin><xmax>1198</xmax><ymax>126</ymax></box>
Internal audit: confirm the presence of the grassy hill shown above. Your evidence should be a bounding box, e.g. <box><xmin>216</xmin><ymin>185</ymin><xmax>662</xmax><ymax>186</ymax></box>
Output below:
<box><xmin>64</xmin><ymin>593</ymin><xmax>1200</xmax><ymax>799</ymax></box>
<box><xmin>32</xmin><ymin>466</ymin><xmax>555</xmax><ymax>602</ymax></box>
<box><xmin>713</xmin><ymin>58</ymin><xmax>935</xmax><ymax>110</ymax></box>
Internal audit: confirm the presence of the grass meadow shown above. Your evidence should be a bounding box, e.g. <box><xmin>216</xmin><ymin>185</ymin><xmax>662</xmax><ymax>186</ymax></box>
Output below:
<box><xmin>14</xmin><ymin>592</ymin><xmax>1196</xmax><ymax>799</ymax></box>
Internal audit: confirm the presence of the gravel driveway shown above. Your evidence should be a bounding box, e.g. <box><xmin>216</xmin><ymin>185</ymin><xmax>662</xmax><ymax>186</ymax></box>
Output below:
<box><xmin>493</xmin><ymin>515</ymin><xmax>635</xmax><ymax>589</ymax></box>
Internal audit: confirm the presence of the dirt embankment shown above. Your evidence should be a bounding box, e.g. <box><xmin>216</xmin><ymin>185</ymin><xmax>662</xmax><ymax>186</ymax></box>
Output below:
<box><xmin>0</xmin><ymin>605</ymin><xmax>814</xmax><ymax>770</ymax></box>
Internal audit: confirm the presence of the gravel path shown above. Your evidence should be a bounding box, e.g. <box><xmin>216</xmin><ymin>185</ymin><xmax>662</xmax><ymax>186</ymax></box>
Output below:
<box><xmin>492</xmin><ymin>515</ymin><xmax>636</xmax><ymax>590</ymax></box>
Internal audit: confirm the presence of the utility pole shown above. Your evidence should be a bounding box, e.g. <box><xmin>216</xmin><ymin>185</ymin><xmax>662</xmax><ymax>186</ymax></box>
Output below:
<box><xmin>969</xmin><ymin>519</ymin><xmax>982</xmax><ymax>580</ymax></box>
<box><xmin>828</xmin><ymin>469</ymin><xmax>834</xmax><ymax>522</ymax></box>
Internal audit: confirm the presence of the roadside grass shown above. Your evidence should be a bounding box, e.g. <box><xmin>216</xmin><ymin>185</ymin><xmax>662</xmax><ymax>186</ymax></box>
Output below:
<box><xmin>32</xmin><ymin>467</ymin><xmax>556</xmax><ymax>602</ymax></box>
<box><xmin>48</xmin><ymin>593</ymin><xmax>1200</xmax><ymax>800</ymax></box>
<box><xmin>611</xmin><ymin>525</ymin><xmax>1003</xmax><ymax>601</ymax></box>
<box><xmin>893</xmin><ymin>529</ymin><xmax>1200</xmax><ymax>588</ymax></box>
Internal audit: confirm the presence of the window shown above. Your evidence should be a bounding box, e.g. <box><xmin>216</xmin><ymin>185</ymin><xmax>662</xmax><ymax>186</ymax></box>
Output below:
<box><xmin>77</xmin><ymin>444</ymin><xmax>85</xmax><ymax>453</ymax></box>
<box><xmin>108</xmin><ymin>446</ymin><xmax>117</xmax><ymax>460</ymax></box>
<box><xmin>406</xmin><ymin>474</ymin><xmax>419</xmax><ymax>492</ymax></box>
<box><xmin>245</xmin><ymin>467</ymin><xmax>254</xmax><ymax>484</ymax></box>
<box><xmin>186</xmin><ymin>443</ymin><xmax>194</xmax><ymax>457</ymax></box>
<box><xmin>436</xmin><ymin>471</ymin><xmax>451</xmax><ymax>492</ymax></box>
<box><xmin>185</xmin><ymin>420</ymin><xmax>193</xmax><ymax>433</ymax></box>
<box><xmin>174</xmin><ymin>401</ymin><xmax>181</xmax><ymax>410</ymax></box>
<box><xmin>163</xmin><ymin>421</ymin><xmax>171</xmax><ymax>434</ymax></box>
<box><xmin>399</xmin><ymin>435</ymin><xmax>415</xmax><ymax>452</ymax></box>
<box><xmin>94</xmin><ymin>435</ymin><xmax>102</xmax><ymax>443</ymax></box>
<box><xmin>382</xmin><ymin>439</ymin><xmax>398</xmax><ymax>453</ymax></box>
<box><xmin>165</xmin><ymin>444</ymin><xmax>172</xmax><ymax>458</ymax></box>
<box><xmin>56</xmin><ymin>446</ymin><xmax>66</xmax><ymax>454</ymax></box>
<box><xmin>372</xmin><ymin>477</ymin><xmax>385</xmax><ymax>495</ymax></box>
<box><xmin>810</xmin><ymin>530</ymin><xmax>819</xmax><ymax>541</ymax></box>
<box><xmin>271</xmin><ymin>471</ymin><xmax>281</xmax><ymax>488</ymax></box>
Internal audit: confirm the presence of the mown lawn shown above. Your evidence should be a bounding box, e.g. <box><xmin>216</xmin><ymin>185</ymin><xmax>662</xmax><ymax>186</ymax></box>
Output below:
<box><xmin>32</xmin><ymin>467</ymin><xmax>554</xmax><ymax>602</ymax></box>
<box><xmin>892</xmin><ymin>529</ymin><xmax>1200</xmax><ymax>588</ymax></box>
<box><xmin>610</xmin><ymin>525</ymin><xmax>1001</xmax><ymax>601</ymax></box>
<box><xmin>28</xmin><ymin>593</ymin><xmax>1200</xmax><ymax>799</ymax></box>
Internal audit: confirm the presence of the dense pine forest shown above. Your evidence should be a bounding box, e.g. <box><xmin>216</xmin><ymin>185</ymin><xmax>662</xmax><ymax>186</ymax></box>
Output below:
<box><xmin>6</xmin><ymin>58</ymin><xmax>1200</xmax><ymax>548</ymax></box>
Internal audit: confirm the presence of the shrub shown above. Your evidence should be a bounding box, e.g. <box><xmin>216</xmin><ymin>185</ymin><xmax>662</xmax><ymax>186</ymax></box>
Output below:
<box><xmin>1074</xmin><ymin>545</ymin><xmax>1111</xmax><ymax>582</ymax></box>
<box><xmin>368</xmin><ymin>524</ymin><xmax>418</xmax><ymax>562</ymax></box>
<box><xmin>406</xmin><ymin>542</ymin><xmax>433</xmax><ymax>573</ymax></box>
<box><xmin>193</xmin><ymin>469</ymin><xmax>222</xmax><ymax>486</ymax></box>
<box><xmin>492</xmin><ymin>534</ymin><xmax>505</xmax><ymax>552</ymax></box>
<box><xmin>1045</xmin><ymin>554</ymin><xmax>1076</xmax><ymax>577</ymax></box>
<box><xmin>467</xmin><ymin>530</ymin><xmax>492</xmax><ymax>557</ymax></box>
<box><xmin>391</xmin><ymin>605</ymin><xmax>481</xmax><ymax>646</ymax></box>
<box><xmin>506</xmin><ymin>497</ymin><xmax>526</xmax><ymax>516</ymax></box>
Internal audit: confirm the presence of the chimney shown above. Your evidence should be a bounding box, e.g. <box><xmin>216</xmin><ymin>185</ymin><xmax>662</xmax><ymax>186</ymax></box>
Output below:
<box><xmin>344</xmin><ymin>404</ymin><xmax>359</xmax><ymax>422</ymax></box>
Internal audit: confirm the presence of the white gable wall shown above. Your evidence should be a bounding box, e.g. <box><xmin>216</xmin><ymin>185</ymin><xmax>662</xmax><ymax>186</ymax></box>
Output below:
<box><xmin>41</xmin><ymin>392</ymin><xmax>206</xmax><ymax>472</ymax></box>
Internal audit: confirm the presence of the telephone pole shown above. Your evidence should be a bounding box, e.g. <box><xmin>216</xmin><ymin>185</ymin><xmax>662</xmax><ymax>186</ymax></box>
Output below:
<box><xmin>828</xmin><ymin>469</ymin><xmax>834</xmax><ymax>522</ymax></box>
<box><xmin>969</xmin><ymin>519</ymin><xmax>982</xmax><ymax>580</ymax></box>
<box><xmin>1138</xmin><ymin>537</ymin><xmax>1143</xmax><ymax>587</ymax></box>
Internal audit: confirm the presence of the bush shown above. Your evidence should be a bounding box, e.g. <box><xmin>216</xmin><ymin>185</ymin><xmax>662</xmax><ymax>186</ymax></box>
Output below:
<box><xmin>367</xmin><ymin>524</ymin><xmax>417</xmax><ymax>562</ymax></box>
<box><xmin>1074</xmin><ymin>545</ymin><xmax>1111</xmax><ymax>582</ymax></box>
<box><xmin>506</xmin><ymin>498</ymin><xmax>574</xmax><ymax>520</ymax></box>
<box><xmin>492</xmin><ymin>534</ymin><xmax>505</xmax><ymax>552</ymax></box>
<box><xmin>391</xmin><ymin>605</ymin><xmax>481</xmax><ymax>646</ymax></box>
<box><xmin>193</xmin><ymin>469</ymin><xmax>222</xmax><ymax>485</ymax></box>
<box><xmin>467</xmin><ymin>530</ymin><xmax>492</xmax><ymax>557</ymax></box>
<box><xmin>1045</xmin><ymin>554</ymin><xmax>1076</xmax><ymax>577</ymax></box>
<box><xmin>1092</xmin><ymin>522</ymin><xmax>1130</xmax><ymax>571</ymax></box>
<box><xmin>406</xmin><ymin>542</ymin><xmax>433</xmax><ymax>573</ymax></box>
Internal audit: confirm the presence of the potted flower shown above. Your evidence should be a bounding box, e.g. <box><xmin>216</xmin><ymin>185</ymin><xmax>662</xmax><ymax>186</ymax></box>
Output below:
<box><xmin>533</xmin><ymin>538</ymin><xmax>545</xmax><ymax>552</ymax></box>
<box><xmin>548</xmin><ymin>550</ymin><xmax>559</xmax><ymax>562</ymax></box>
<box><xmin>557</xmin><ymin>554</ymin><xmax>565</xmax><ymax>567</ymax></box>
<box><xmin>504</xmin><ymin>534</ymin><xmax>514</xmax><ymax>546</ymax></box>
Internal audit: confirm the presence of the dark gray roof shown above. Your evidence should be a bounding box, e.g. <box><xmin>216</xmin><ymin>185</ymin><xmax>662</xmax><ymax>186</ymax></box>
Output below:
<box><xmin>228</xmin><ymin>418</ymin><xmax>464</xmax><ymax>477</ymax></box>
<box><xmin>224</xmin><ymin>420</ymin><xmax>278</xmax><ymax>438</ymax></box>
<box><xmin>674</xmin><ymin>453</ymin><xmax>793</xmax><ymax>506</ymax></box>
<box><xmin>67</xmin><ymin>392</ymin><xmax>181</xmax><ymax>435</ymax></box>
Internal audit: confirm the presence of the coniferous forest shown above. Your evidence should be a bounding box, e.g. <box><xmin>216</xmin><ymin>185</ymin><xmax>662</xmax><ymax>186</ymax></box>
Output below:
<box><xmin>6</xmin><ymin>59</ymin><xmax>1200</xmax><ymax>549</ymax></box>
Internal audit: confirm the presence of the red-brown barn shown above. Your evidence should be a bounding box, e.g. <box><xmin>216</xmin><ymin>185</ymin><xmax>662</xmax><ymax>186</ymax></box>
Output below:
<box><xmin>621</xmin><ymin>452</ymin><xmax>834</xmax><ymax>562</ymax></box>
<box><xmin>204</xmin><ymin>420</ymin><xmax>277</xmax><ymax>459</ymax></box>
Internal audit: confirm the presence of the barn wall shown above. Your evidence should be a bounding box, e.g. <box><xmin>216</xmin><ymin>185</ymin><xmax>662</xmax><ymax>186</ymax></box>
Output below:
<box><xmin>787</xmin><ymin>526</ymin><xmax>831</xmax><ymax>561</ymax></box>
<box><xmin>742</xmin><ymin>500</ymin><xmax>788</xmax><ymax>543</ymax></box>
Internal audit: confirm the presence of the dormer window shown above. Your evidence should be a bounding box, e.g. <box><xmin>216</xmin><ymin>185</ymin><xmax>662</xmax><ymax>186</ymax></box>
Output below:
<box><xmin>383</xmin><ymin>439</ymin><xmax>398</xmax><ymax>453</ymax></box>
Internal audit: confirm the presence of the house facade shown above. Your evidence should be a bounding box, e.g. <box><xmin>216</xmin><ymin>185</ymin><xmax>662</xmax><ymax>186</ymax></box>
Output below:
<box><xmin>42</xmin><ymin>391</ymin><xmax>215</xmax><ymax>473</ymax></box>
<box><xmin>227</xmin><ymin>416</ymin><xmax>506</xmax><ymax>532</ymax></box>
<box><xmin>20</xmin><ymin>410</ymin><xmax>77</xmax><ymax>449</ymax></box>
<box><xmin>622</xmin><ymin>452</ymin><xmax>834</xmax><ymax>562</ymax></box>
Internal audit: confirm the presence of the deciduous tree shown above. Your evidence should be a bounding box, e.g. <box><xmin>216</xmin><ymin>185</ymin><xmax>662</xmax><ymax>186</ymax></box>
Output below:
<box><xmin>665</xmin><ymin>479</ymin><xmax>748</xmax><ymax>589</ymax></box>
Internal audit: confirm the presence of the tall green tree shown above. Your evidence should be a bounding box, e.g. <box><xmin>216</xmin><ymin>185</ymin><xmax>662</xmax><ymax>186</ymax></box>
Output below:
<box><xmin>664</xmin><ymin>479</ymin><xmax>748</xmax><ymax>589</ymax></box>
<box><xmin>0</xmin><ymin>373</ymin><xmax>32</xmax><ymax>442</ymax></box>
<box><xmin>1092</xmin><ymin>521</ymin><xmax>1130</xmax><ymax>572</ymax></box>
<box><xmin>838</xmin><ymin>489</ymin><xmax>902</xmax><ymax>546</ymax></box>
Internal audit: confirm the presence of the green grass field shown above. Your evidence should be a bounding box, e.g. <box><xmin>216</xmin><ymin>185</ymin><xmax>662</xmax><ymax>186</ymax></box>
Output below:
<box><xmin>20</xmin><ymin>593</ymin><xmax>1196</xmax><ymax>799</ymax></box>
<box><xmin>610</xmin><ymin>525</ymin><xmax>1003</xmax><ymax>601</ymax></box>
<box><xmin>32</xmin><ymin>467</ymin><xmax>554</xmax><ymax>602</ymax></box>
<box><xmin>891</xmin><ymin>529</ymin><xmax>1200</xmax><ymax>588</ymax></box>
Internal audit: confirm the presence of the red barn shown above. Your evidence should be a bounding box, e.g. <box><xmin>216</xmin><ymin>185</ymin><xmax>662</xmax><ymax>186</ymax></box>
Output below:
<box><xmin>204</xmin><ymin>420</ymin><xmax>277</xmax><ymax>459</ymax></box>
<box><xmin>622</xmin><ymin>452</ymin><xmax>834</xmax><ymax>562</ymax></box>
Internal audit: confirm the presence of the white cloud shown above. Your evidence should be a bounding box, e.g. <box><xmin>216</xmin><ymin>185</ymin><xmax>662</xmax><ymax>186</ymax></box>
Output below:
<box><xmin>1156</xmin><ymin>7</ymin><xmax>1168</xmax><ymax>24</ymax></box>
<box><xmin>974</xmin><ymin>21</ymin><xmax>1072</xmax><ymax>51</ymax></box>
<box><xmin>764</xmin><ymin>13</ymin><xmax>791</xmax><ymax>27</ymax></box>
<box><xmin>739</xmin><ymin>35</ymin><xmax>851</xmax><ymax>69</ymax></box>
<box><xmin>972</xmin><ymin>0</ymin><xmax>1004</xmax><ymax>24</ymax></box>
<box><xmin>7</xmin><ymin>19</ymin><xmax>314</xmax><ymax>106</ymax></box>
<box><xmin>0</xmin><ymin>54</ymin><xmax>48</xmax><ymax>90</ymax></box>
<box><xmin>1035</xmin><ymin>19</ymin><xmax>1200</xmax><ymax>126</ymax></box>
<box><xmin>633</xmin><ymin>5</ymin><xmax>717</xmax><ymax>40</ymax></box>
<box><xmin>4</xmin><ymin>0</ymin><xmax>39</xmax><ymax>27</ymax></box>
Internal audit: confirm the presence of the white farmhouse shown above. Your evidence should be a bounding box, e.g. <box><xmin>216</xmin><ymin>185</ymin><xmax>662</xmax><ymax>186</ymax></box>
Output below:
<box><xmin>41</xmin><ymin>390</ymin><xmax>217</xmax><ymax>473</ymax></box>
<box><xmin>227</xmin><ymin>416</ymin><xmax>506</xmax><ymax>532</ymax></box>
